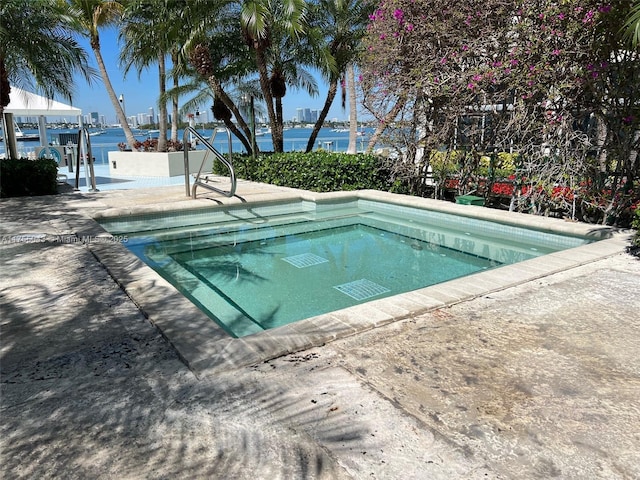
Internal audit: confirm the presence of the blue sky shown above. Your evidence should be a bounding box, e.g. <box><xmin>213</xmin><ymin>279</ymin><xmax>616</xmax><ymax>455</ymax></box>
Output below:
<box><xmin>67</xmin><ymin>27</ymin><xmax>350</xmax><ymax>125</ymax></box>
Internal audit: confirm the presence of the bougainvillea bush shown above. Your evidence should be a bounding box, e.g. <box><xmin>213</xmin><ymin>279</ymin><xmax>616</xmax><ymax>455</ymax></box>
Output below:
<box><xmin>361</xmin><ymin>0</ymin><xmax>639</xmax><ymax>226</ymax></box>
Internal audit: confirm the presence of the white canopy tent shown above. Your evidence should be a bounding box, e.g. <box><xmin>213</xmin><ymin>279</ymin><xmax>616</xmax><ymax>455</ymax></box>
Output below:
<box><xmin>2</xmin><ymin>86</ymin><xmax>83</xmax><ymax>159</ymax></box>
<box><xmin>4</xmin><ymin>86</ymin><xmax>82</xmax><ymax>117</ymax></box>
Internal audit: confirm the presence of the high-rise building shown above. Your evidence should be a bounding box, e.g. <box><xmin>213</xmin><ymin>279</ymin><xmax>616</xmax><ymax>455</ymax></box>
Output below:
<box><xmin>296</xmin><ymin>108</ymin><xmax>315</xmax><ymax>123</ymax></box>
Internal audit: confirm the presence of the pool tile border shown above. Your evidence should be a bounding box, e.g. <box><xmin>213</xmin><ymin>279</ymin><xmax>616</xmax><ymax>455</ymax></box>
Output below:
<box><xmin>77</xmin><ymin>189</ymin><xmax>633</xmax><ymax>378</ymax></box>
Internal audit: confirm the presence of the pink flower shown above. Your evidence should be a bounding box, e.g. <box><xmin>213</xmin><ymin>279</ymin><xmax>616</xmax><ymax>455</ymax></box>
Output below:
<box><xmin>552</xmin><ymin>49</ymin><xmax>560</xmax><ymax>55</ymax></box>
<box><xmin>557</xmin><ymin>13</ymin><xmax>565</xmax><ymax>20</ymax></box>
<box><xmin>379</xmin><ymin>34</ymin><xmax>386</xmax><ymax>40</ymax></box>
<box><xmin>468</xmin><ymin>83</ymin><xmax>475</xmax><ymax>90</ymax></box>
<box><xmin>622</xmin><ymin>115</ymin><xmax>634</xmax><ymax>124</ymax></box>
<box><xmin>439</xmin><ymin>56</ymin><xmax>447</xmax><ymax>64</ymax></box>
<box><xmin>462</xmin><ymin>45</ymin><xmax>469</xmax><ymax>51</ymax></box>
<box><xmin>406</xmin><ymin>23</ymin><xmax>414</xmax><ymax>31</ymax></box>
<box><xmin>393</xmin><ymin>9</ymin><xmax>404</xmax><ymax>21</ymax></box>
<box><xmin>472</xmin><ymin>74</ymin><xmax>482</xmax><ymax>81</ymax></box>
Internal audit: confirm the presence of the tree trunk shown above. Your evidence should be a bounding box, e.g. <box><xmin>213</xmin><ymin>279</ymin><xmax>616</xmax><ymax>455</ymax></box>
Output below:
<box><xmin>170</xmin><ymin>51</ymin><xmax>179</xmax><ymax>143</ymax></box>
<box><xmin>92</xmin><ymin>44</ymin><xmax>138</xmax><ymax>151</ymax></box>
<box><xmin>207</xmin><ymin>76</ymin><xmax>255</xmax><ymax>155</ymax></box>
<box><xmin>254</xmin><ymin>46</ymin><xmax>282</xmax><ymax>152</ymax></box>
<box><xmin>156</xmin><ymin>53</ymin><xmax>168</xmax><ymax>152</ymax></box>
<box><xmin>366</xmin><ymin>100</ymin><xmax>406</xmax><ymax>153</ymax></box>
<box><xmin>221</xmin><ymin>117</ymin><xmax>253</xmax><ymax>153</ymax></box>
<box><xmin>274</xmin><ymin>96</ymin><xmax>284</xmax><ymax>152</ymax></box>
<box><xmin>347</xmin><ymin>64</ymin><xmax>358</xmax><ymax>154</ymax></box>
<box><xmin>306</xmin><ymin>79</ymin><xmax>338</xmax><ymax>153</ymax></box>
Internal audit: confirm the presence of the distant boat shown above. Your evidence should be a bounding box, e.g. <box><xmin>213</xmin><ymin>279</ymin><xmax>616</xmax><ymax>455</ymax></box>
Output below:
<box><xmin>255</xmin><ymin>127</ymin><xmax>272</xmax><ymax>136</ymax></box>
<box><xmin>0</xmin><ymin>122</ymin><xmax>40</xmax><ymax>142</ymax></box>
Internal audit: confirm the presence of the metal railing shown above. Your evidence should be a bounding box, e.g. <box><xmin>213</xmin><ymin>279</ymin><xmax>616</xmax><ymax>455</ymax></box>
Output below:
<box><xmin>75</xmin><ymin>127</ymin><xmax>98</xmax><ymax>192</ymax></box>
<box><xmin>183</xmin><ymin>126</ymin><xmax>236</xmax><ymax>198</ymax></box>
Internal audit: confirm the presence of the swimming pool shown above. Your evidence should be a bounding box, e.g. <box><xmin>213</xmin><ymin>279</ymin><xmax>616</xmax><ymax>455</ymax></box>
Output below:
<box><xmin>99</xmin><ymin>197</ymin><xmax>594</xmax><ymax>338</ymax></box>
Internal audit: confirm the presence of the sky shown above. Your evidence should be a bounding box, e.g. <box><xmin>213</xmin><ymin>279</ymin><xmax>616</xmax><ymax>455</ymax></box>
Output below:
<box><xmin>64</xmin><ymin>27</ymin><xmax>350</xmax><ymax>125</ymax></box>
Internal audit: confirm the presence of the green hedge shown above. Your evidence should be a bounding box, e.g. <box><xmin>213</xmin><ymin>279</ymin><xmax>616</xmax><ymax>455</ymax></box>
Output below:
<box><xmin>0</xmin><ymin>158</ymin><xmax>58</xmax><ymax>197</ymax></box>
<box><xmin>218</xmin><ymin>151</ymin><xmax>394</xmax><ymax>192</ymax></box>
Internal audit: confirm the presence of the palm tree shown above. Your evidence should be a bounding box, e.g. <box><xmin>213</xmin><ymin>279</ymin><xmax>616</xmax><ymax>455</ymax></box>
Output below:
<box><xmin>0</xmin><ymin>0</ymin><xmax>95</xmax><ymax>159</ymax></box>
<box><xmin>67</xmin><ymin>0</ymin><xmax>139</xmax><ymax>151</ymax></box>
<box><xmin>241</xmin><ymin>0</ymin><xmax>308</xmax><ymax>152</ymax></box>
<box><xmin>623</xmin><ymin>0</ymin><xmax>640</xmax><ymax>47</ymax></box>
<box><xmin>265</xmin><ymin>22</ymin><xmax>321</xmax><ymax>145</ymax></box>
<box><xmin>188</xmin><ymin>42</ymin><xmax>257</xmax><ymax>154</ymax></box>
<box><xmin>305</xmin><ymin>0</ymin><xmax>373</xmax><ymax>153</ymax></box>
<box><xmin>120</xmin><ymin>1</ymin><xmax>183</xmax><ymax>152</ymax></box>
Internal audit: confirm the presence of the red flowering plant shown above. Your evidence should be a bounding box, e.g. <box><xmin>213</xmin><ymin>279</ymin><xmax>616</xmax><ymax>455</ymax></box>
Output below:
<box><xmin>360</xmin><ymin>0</ymin><xmax>517</xmax><ymax>197</ymax></box>
<box><xmin>500</xmin><ymin>1</ymin><xmax>640</xmax><ymax>224</ymax></box>
<box><xmin>131</xmin><ymin>138</ymin><xmax>188</xmax><ymax>152</ymax></box>
<box><xmin>361</xmin><ymin>0</ymin><xmax>639</xmax><ymax>226</ymax></box>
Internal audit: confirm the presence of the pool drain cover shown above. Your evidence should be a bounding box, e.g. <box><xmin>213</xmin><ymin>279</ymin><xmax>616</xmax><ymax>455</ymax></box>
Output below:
<box><xmin>334</xmin><ymin>279</ymin><xmax>390</xmax><ymax>301</ymax></box>
<box><xmin>282</xmin><ymin>253</ymin><xmax>329</xmax><ymax>268</ymax></box>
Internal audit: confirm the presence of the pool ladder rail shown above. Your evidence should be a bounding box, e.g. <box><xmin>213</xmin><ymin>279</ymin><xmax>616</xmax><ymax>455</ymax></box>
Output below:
<box><xmin>183</xmin><ymin>126</ymin><xmax>236</xmax><ymax>199</ymax></box>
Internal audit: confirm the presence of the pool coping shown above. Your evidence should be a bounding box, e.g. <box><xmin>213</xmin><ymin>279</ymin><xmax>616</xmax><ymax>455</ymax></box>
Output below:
<box><xmin>74</xmin><ymin>189</ymin><xmax>633</xmax><ymax>378</ymax></box>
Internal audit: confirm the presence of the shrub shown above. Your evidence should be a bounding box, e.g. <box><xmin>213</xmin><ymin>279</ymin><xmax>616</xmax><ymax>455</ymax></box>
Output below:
<box><xmin>0</xmin><ymin>158</ymin><xmax>58</xmax><ymax>197</ymax></box>
<box><xmin>477</xmin><ymin>152</ymin><xmax>517</xmax><ymax>178</ymax></box>
<box><xmin>217</xmin><ymin>151</ymin><xmax>393</xmax><ymax>192</ymax></box>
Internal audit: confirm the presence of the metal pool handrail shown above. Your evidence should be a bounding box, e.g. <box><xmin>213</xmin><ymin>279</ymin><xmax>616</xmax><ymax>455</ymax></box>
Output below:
<box><xmin>183</xmin><ymin>126</ymin><xmax>236</xmax><ymax>198</ymax></box>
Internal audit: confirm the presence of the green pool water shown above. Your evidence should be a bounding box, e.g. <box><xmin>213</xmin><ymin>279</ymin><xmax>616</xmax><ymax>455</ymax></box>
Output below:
<box><xmin>101</xmin><ymin>199</ymin><xmax>591</xmax><ymax>337</ymax></box>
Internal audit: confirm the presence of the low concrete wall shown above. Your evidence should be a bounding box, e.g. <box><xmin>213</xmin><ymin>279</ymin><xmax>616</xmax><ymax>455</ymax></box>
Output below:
<box><xmin>108</xmin><ymin>150</ymin><xmax>211</xmax><ymax>177</ymax></box>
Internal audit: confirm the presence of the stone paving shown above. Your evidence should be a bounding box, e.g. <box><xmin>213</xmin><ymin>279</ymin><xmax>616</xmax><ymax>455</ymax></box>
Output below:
<box><xmin>1</xmin><ymin>184</ymin><xmax>639</xmax><ymax>479</ymax></box>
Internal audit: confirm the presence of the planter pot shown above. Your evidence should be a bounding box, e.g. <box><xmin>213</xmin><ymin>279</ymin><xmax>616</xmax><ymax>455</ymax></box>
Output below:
<box><xmin>108</xmin><ymin>150</ymin><xmax>211</xmax><ymax>177</ymax></box>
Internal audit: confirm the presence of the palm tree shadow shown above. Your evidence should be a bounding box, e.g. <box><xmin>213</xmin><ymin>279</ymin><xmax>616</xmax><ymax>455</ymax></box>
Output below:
<box><xmin>0</xmin><ymin>197</ymin><xmax>374</xmax><ymax>479</ymax></box>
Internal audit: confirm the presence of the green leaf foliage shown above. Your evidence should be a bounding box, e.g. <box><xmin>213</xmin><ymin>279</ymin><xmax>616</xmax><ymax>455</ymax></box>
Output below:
<box><xmin>217</xmin><ymin>151</ymin><xmax>393</xmax><ymax>192</ymax></box>
<box><xmin>0</xmin><ymin>158</ymin><xmax>58</xmax><ymax>197</ymax></box>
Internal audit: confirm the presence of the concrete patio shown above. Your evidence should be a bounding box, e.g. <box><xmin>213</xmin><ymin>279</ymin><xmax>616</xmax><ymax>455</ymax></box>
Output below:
<box><xmin>1</xmin><ymin>182</ymin><xmax>639</xmax><ymax>479</ymax></box>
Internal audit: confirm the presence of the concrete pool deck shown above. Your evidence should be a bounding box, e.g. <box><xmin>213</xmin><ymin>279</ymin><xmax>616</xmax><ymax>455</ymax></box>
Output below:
<box><xmin>2</xmin><ymin>180</ymin><xmax>640</xmax><ymax>479</ymax></box>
